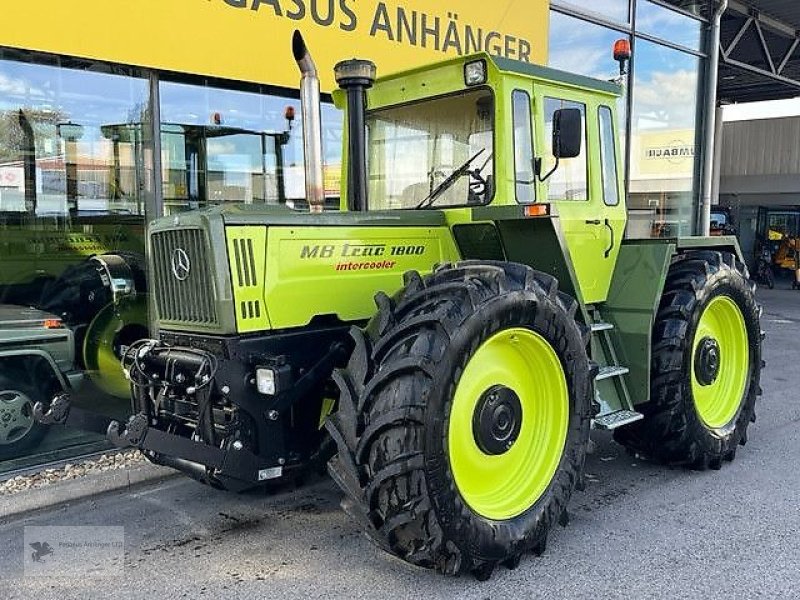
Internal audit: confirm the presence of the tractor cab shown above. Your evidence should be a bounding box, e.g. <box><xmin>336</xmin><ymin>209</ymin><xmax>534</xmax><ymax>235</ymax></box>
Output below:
<box><xmin>335</xmin><ymin>52</ymin><xmax>628</xmax><ymax>304</ymax></box>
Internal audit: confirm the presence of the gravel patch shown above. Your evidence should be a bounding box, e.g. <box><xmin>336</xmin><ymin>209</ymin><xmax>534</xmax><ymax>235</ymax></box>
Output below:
<box><xmin>0</xmin><ymin>450</ymin><xmax>145</xmax><ymax>496</ymax></box>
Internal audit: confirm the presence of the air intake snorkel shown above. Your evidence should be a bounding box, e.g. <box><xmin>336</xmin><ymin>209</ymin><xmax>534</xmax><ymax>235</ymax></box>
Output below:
<box><xmin>292</xmin><ymin>31</ymin><xmax>325</xmax><ymax>213</ymax></box>
<box><xmin>334</xmin><ymin>58</ymin><xmax>376</xmax><ymax>212</ymax></box>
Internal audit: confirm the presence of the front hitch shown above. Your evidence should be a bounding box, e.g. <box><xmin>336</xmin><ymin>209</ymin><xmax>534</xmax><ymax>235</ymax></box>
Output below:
<box><xmin>33</xmin><ymin>392</ymin><xmax>119</xmax><ymax>436</ymax></box>
<box><xmin>33</xmin><ymin>393</ymin><xmax>71</xmax><ymax>425</ymax></box>
<box><xmin>107</xmin><ymin>413</ymin><xmax>149</xmax><ymax>448</ymax></box>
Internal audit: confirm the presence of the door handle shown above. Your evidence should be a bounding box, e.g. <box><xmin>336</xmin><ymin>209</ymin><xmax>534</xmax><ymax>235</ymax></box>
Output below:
<box><xmin>604</xmin><ymin>218</ymin><xmax>615</xmax><ymax>258</ymax></box>
<box><xmin>585</xmin><ymin>219</ymin><xmax>602</xmax><ymax>225</ymax></box>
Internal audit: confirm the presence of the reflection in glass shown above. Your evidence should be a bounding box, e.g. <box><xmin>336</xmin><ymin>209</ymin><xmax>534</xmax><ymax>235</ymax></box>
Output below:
<box><xmin>159</xmin><ymin>79</ymin><xmax>342</xmax><ymax>211</ymax></box>
<box><xmin>629</xmin><ymin>38</ymin><xmax>701</xmax><ymax>237</ymax></box>
<box><xmin>158</xmin><ymin>123</ymin><xmax>293</xmax><ymax>213</ymax></box>
<box><xmin>635</xmin><ymin>0</ymin><xmax>703</xmax><ymax>51</ymax></box>
<box><xmin>552</xmin><ymin>0</ymin><xmax>631</xmax><ymax>25</ymax></box>
<box><xmin>548</xmin><ymin>11</ymin><xmax>630</xmax><ymax>170</ymax></box>
<box><xmin>0</xmin><ymin>52</ymin><xmax>151</xmax><ymax>471</ymax></box>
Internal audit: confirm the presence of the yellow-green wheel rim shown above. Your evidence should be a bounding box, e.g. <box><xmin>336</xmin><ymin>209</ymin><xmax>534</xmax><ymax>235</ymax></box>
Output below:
<box><xmin>691</xmin><ymin>295</ymin><xmax>749</xmax><ymax>429</ymax></box>
<box><xmin>448</xmin><ymin>328</ymin><xmax>569</xmax><ymax>521</ymax></box>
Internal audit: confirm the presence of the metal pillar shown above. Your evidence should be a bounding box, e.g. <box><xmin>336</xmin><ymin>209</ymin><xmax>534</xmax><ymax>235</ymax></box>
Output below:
<box><xmin>699</xmin><ymin>0</ymin><xmax>728</xmax><ymax>236</ymax></box>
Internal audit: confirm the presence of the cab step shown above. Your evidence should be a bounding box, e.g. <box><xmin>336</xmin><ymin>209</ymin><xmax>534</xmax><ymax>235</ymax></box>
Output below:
<box><xmin>590</xmin><ymin>321</ymin><xmax>614</xmax><ymax>333</ymax></box>
<box><xmin>595</xmin><ymin>365</ymin><xmax>629</xmax><ymax>381</ymax></box>
<box><xmin>593</xmin><ymin>409</ymin><xmax>644</xmax><ymax>430</ymax></box>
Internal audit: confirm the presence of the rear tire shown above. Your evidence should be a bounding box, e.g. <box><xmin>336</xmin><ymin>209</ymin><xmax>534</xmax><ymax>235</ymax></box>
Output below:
<box><xmin>614</xmin><ymin>250</ymin><xmax>762</xmax><ymax>468</ymax></box>
<box><xmin>326</xmin><ymin>261</ymin><xmax>592</xmax><ymax>577</ymax></box>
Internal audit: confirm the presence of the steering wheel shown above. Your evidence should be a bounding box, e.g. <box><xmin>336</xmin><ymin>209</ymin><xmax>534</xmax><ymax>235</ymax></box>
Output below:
<box><xmin>467</xmin><ymin>154</ymin><xmax>493</xmax><ymax>199</ymax></box>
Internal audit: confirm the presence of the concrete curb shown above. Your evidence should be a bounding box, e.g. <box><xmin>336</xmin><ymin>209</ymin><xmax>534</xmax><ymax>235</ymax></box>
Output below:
<box><xmin>0</xmin><ymin>461</ymin><xmax>177</xmax><ymax>521</ymax></box>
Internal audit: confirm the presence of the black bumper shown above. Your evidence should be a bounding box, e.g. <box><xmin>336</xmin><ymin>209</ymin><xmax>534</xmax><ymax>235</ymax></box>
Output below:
<box><xmin>34</xmin><ymin>394</ymin><xmax>277</xmax><ymax>490</ymax></box>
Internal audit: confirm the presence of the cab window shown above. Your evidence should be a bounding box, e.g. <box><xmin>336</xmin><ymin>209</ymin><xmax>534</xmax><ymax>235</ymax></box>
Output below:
<box><xmin>598</xmin><ymin>105</ymin><xmax>619</xmax><ymax>206</ymax></box>
<box><xmin>544</xmin><ymin>98</ymin><xmax>587</xmax><ymax>201</ymax></box>
<box><xmin>512</xmin><ymin>90</ymin><xmax>535</xmax><ymax>204</ymax></box>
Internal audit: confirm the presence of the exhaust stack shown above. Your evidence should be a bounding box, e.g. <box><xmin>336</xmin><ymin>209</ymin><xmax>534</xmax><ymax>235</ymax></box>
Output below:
<box><xmin>292</xmin><ymin>31</ymin><xmax>325</xmax><ymax>213</ymax></box>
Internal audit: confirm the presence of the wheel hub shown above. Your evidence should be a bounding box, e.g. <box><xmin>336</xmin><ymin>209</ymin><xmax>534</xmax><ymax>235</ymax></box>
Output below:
<box><xmin>694</xmin><ymin>337</ymin><xmax>721</xmax><ymax>386</ymax></box>
<box><xmin>472</xmin><ymin>385</ymin><xmax>523</xmax><ymax>455</ymax></box>
<box><xmin>0</xmin><ymin>390</ymin><xmax>34</xmax><ymax>444</ymax></box>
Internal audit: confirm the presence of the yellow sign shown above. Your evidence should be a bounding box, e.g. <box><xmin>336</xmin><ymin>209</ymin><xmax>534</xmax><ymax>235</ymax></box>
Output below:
<box><xmin>3</xmin><ymin>0</ymin><xmax>549</xmax><ymax>91</ymax></box>
<box><xmin>631</xmin><ymin>129</ymin><xmax>697</xmax><ymax>178</ymax></box>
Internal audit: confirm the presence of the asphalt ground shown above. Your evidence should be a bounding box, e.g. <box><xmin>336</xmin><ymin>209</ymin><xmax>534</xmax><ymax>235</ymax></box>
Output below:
<box><xmin>0</xmin><ymin>287</ymin><xmax>798</xmax><ymax>599</ymax></box>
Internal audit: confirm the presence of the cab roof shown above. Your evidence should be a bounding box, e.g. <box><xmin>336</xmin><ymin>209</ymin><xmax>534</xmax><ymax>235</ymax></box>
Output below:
<box><xmin>369</xmin><ymin>52</ymin><xmax>622</xmax><ymax>98</ymax></box>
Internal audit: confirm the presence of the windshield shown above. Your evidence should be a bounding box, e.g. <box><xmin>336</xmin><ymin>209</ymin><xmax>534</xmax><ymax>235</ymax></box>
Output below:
<box><xmin>366</xmin><ymin>89</ymin><xmax>494</xmax><ymax>210</ymax></box>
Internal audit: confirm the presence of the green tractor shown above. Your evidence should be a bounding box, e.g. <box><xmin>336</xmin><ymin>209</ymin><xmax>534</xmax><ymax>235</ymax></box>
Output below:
<box><xmin>37</xmin><ymin>32</ymin><xmax>763</xmax><ymax>579</ymax></box>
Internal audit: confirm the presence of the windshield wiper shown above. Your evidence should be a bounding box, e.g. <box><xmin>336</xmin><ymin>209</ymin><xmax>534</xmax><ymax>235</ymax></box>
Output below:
<box><xmin>416</xmin><ymin>148</ymin><xmax>487</xmax><ymax>209</ymax></box>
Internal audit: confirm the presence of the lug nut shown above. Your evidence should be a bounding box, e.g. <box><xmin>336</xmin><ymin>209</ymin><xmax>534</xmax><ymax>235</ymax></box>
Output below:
<box><xmin>232</xmin><ymin>440</ymin><xmax>243</xmax><ymax>450</ymax></box>
<box><xmin>267</xmin><ymin>410</ymin><xmax>279</xmax><ymax>421</ymax></box>
<box><xmin>221</xmin><ymin>385</ymin><xmax>230</xmax><ymax>395</ymax></box>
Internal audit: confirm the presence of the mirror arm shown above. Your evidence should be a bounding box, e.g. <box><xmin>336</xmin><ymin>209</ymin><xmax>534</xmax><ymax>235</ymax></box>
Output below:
<box><xmin>536</xmin><ymin>155</ymin><xmax>560</xmax><ymax>183</ymax></box>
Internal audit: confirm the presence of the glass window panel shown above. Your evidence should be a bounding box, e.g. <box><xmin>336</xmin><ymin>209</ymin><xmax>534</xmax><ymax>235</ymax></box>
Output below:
<box><xmin>549</xmin><ymin>12</ymin><xmax>630</xmax><ymax>175</ymax></box>
<box><xmin>635</xmin><ymin>0</ymin><xmax>703</xmax><ymax>51</ymax></box>
<box><xmin>0</xmin><ymin>52</ymin><xmax>151</xmax><ymax>471</ymax></box>
<box><xmin>629</xmin><ymin>39</ymin><xmax>701</xmax><ymax>237</ymax></box>
<box><xmin>366</xmin><ymin>90</ymin><xmax>495</xmax><ymax>210</ymax></box>
<box><xmin>159</xmin><ymin>80</ymin><xmax>342</xmax><ymax>213</ymax></box>
<box><xmin>552</xmin><ymin>0</ymin><xmax>631</xmax><ymax>25</ymax></box>
<box><xmin>512</xmin><ymin>90</ymin><xmax>536</xmax><ymax>203</ymax></box>
<box><xmin>599</xmin><ymin>105</ymin><xmax>620</xmax><ymax>206</ymax></box>
<box><xmin>544</xmin><ymin>98</ymin><xmax>588</xmax><ymax>202</ymax></box>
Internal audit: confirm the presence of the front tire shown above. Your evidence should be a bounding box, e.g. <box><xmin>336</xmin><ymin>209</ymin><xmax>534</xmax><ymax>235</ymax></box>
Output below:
<box><xmin>614</xmin><ymin>250</ymin><xmax>762</xmax><ymax>468</ymax></box>
<box><xmin>326</xmin><ymin>261</ymin><xmax>592</xmax><ymax>578</ymax></box>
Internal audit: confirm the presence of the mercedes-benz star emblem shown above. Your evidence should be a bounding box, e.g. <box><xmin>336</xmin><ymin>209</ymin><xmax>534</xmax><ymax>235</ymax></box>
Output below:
<box><xmin>171</xmin><ymin>248</ymin><xmax>191</xmax><ymax>281</ymax></box>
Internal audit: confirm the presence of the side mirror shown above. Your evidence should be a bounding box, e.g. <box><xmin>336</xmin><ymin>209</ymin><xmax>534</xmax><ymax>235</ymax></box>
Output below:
<box><xmin>552</xmin><ymin>108</ymin><xmax>582</xmax><ymax>159</ymax></box>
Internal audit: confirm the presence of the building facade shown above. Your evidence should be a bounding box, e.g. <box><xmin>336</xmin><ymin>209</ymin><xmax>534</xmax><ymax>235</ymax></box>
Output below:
<box><xmin>0</xmin><ymin>0</ymin><xmax>713</xmax><ymax>470</ymax></box>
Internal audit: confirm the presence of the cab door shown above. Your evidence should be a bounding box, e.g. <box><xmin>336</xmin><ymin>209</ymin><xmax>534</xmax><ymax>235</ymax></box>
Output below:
<box><xmin>534</xmin><ymin>88</ymin><xmax>626</xmax><ymax>304</ymax></box>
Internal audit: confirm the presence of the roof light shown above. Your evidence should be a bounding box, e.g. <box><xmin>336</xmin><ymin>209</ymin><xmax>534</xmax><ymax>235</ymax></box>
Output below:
<box><xmin>43</xmin><ymin>318</ymin><xmax>63</xmax><ymax>329</ymax></box>
<box><xmin>613</xmin><ymin>39</ymin><xmax>632</xmax><ymax>77</ymax></box>
<box><xmin>464</xmin><ymin>60</ymin><xmax>487</xmax><ymax>87</ymax></box>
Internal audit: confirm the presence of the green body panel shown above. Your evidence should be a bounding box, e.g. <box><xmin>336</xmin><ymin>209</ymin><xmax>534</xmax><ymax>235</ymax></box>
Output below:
<box><xmin>603</xmin><ymin>240</ymin><xmax>675</xmax><ymax>406</ymax></box>
<box><xmin>226</xmin><ymin>225</ymin><xmax>271</xmax><ymax>332</ymax></box>
<box><xmin>152</xmin><ymin>205</ymin><xmax>455</xmax><ymax>335</ymax></box>
<box><xmin>261</xmin><ymin>225</ymin><xmax>459</xmax><ymax>329</ymax></box>
<box><xmin>677</xmin><ymin>235</ymin><xmax>742</xmax><ymax>261</ymax></box>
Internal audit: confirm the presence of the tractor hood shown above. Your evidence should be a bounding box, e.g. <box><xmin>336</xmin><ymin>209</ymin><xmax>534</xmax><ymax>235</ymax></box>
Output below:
<box><xmin>147</xmin><ymin>205</ymin><xmax>458</xmax><ymax>336</ymax></box>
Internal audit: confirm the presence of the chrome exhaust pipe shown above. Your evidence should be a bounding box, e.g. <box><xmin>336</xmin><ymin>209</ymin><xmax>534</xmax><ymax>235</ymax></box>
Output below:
<box><xmin>292</xmin><ymin>30</ymin><xmax>325</xmax><ymax>213</ymax></box>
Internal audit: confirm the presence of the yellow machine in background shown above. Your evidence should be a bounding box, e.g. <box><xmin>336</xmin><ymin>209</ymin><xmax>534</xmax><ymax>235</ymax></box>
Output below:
<box><xmin>759</xmin><ymin>208</ymin><xmax>800</xmax><ymax>289</ymax></box>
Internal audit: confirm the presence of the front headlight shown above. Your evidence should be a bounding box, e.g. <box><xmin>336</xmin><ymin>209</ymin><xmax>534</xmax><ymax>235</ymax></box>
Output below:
<box><xmin>255</xmin><ymin>367</ymin><xmax>276</xmax><ymax>395</ymax></box>
<box><xmin>464</xmin><ymin>60</ymin><xmax>487</xmax><ymax>86</ymax></box>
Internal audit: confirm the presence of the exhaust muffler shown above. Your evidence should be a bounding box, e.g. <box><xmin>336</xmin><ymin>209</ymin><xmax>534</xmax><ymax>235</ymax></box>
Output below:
<box><xmin>292</xmin><ymin>31</ymin><xmax>325</xmax><ymax>213</ymax></box>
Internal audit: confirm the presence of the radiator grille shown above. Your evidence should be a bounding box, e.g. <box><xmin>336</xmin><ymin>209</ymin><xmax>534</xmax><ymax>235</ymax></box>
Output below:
<box><xmin>151</xmin><ymin>228</ymin><xmax>218</xmax><ymax>326</ymax></box>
